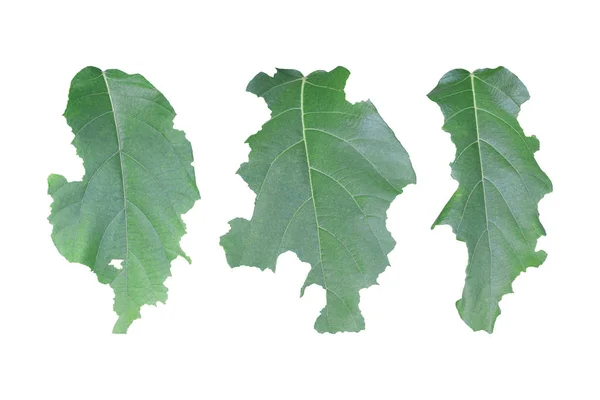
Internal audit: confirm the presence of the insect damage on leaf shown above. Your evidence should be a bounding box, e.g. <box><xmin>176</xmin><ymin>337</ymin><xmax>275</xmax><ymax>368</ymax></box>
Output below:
<box><xmin>48</xmin><ymin>67</ymin><xmax>200</xmax><ymax>333</ymax></box>
<box><xmin>428</xmin><ymin>67</ymin><xmax>552</xmax><ymax>333</ymax></box>
<box><xmin>221</xmin><ymin>67</ymin><xmax>416</xmax><ymax>333</ymax></box>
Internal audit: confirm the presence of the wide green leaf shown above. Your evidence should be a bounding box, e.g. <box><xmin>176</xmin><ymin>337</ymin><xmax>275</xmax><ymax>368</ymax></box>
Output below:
<box><xmin>428</xmin><ymin>67</ymin><xmax>552</xmax><ymax>333</ymax></box>
<box><xmin>221</xmin><ymin>67</ymin><xmax>416</xmax><ymax>333</ymax></box>
<box><xmin>48</xmin><ymin>67</ymin><xmax>200</xmax><ymax>333</ymax></box>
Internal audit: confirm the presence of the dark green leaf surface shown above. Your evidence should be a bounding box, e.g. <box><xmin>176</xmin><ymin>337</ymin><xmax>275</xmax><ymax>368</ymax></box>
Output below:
<box><xmin>48</xmin><ymin>67</ymin><xmax>200</xmax><ymax>333</ymax></box>
<box><xmin>221</xmin><ymin>67</ymin><xmax>415</xmax><ymax>333</ymax></box>
<box><xmin>428</xmin><ymin>67</ymin><xmax>552</xmax><ymax>333</ymax></box>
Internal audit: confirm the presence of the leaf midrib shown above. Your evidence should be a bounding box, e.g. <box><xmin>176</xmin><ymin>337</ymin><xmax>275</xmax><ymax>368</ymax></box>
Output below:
<box><xmin>300</xmin><ymin>78</ymin><xmax>332</xmax><ymax>323</ymax></box>
<box><xmin>300</xmin><ymin>78</ymin><xmax>358</xmax><ymax>327</ymax></box>
<box><xmin>300</xmin><ymin>78</ymin><xmax>383</xmax><ymax>329</ymax></box>
<box><xmin>102</xmin><ymin>71</ymin><xmax>130</xmax><ymax>287</ymax></box>
<box><xmin>470</xmin><ymin>73</ymin><xmax>493</xmax><ymax>321</ymax></box>
<box><xmin>100</xmin><ymin>74</ymin><xmax>166</xmax><ymax>299</ymax></box>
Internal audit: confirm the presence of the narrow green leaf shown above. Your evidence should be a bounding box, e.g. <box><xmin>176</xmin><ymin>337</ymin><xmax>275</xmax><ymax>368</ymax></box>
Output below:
<box><xmin>48</xmin><ymin>67</ymin><xmax>200</xmax><ymax>333</ymax></box>
<box><xmin>428</xmin><ymin>67</ymin><xmax>552</xmax><ymax>333</ymax></box>
<box><xmin>221</xmin><ymin>67</ymin><xmax>416</xmax><ymax>333</ymax></box>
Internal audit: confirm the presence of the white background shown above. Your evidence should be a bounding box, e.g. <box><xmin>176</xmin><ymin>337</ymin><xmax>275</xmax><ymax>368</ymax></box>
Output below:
<box><xmin>1</xmin><ymin>0</ymin><xmax>598</xmax><ymax>398</ymax></box>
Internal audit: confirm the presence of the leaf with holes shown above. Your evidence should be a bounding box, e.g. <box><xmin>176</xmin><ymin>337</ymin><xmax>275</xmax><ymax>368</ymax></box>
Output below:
<box><xmin>428</xmin><ymin>67</ymin><xmax>552</xmax><ymax>333</ymax></box>
<box><xmin>48</xmin><ymin>67</ymin><xmax>200</xmax><ymax>333</ymax></box>
<box><xmin>221</xmin><ymin>67</ymin><xmax>416</xmax><ymax>333</ymax></box>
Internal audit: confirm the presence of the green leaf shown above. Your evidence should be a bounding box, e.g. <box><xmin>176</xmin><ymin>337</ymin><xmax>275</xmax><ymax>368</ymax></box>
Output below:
<box><xmin>221</xmin><ymin>67</ymin><xmax>416</xmax><ymax>333</ymax></box>
<box><xmin>428</xmin><ymin>67</ymin><xmax>552</xmax><ymax>333</ymax></box>
<box><xmin>48</xmin><ymin>67</ymin><xmax>200</xmax><ymax>333</ymax></box>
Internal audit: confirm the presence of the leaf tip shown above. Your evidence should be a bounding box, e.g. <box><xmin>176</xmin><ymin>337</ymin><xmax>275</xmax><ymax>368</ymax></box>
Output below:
<box><xmin>246</xmin><ymin>69</ymin><xmax>303</xmax><ymax>97</ymax></box>
<box><xmin>47</xmin><ymin>174</ymin><xmax>67</xmax><ymax>196</ymax></box>
<box><xmin>220</xmin><ymin>218</ymin><xmax>251</xmax><ymax>267</ymax></box>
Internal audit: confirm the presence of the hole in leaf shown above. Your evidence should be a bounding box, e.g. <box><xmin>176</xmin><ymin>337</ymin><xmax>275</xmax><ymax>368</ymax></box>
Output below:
<box><xmin>110</xmin><ymin>259</ymin><xmax>124</xmax><ymax>270</ymax></box>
